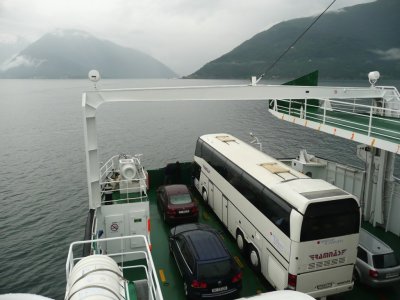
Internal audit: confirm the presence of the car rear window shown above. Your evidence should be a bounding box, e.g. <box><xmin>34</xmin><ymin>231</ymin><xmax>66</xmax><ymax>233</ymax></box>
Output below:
<box><xmin>372</xmin><ymin>253</ymin><xmax>399</xmax><ymax>268</ymax></box>
<box><xmin>170</xmin><ymin>194</ymin><xmax>192</xmax><ymax>205</ymax></box>
<box><xmin>197</xmin><ymin>259</ymin><xmax>233</xmax><ymax>279</ymax></box>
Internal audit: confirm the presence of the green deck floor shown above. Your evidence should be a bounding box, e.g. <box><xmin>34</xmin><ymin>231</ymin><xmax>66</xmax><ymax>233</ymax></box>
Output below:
<box><xmin>147</xmin><ymin>188</ymin><xmax>271</xmax><ymax>300</ymax></box>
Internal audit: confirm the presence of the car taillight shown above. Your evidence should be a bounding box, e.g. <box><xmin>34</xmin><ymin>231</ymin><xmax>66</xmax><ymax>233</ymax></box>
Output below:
<box><xmin>167</xmin><ymin>208</ymin><xmax>176</xmax><ymax>215</ymax></box>
<box><xmin>191</xmin><ymin>280</ymin><xmax>207</xmax><ymax>288</ymax></box>
<box><xmin>288</xmin><ymin>273</ymin><xmax>297</xmax><ymax>289</ymax></box>
<box><xmin>231</xmin><ymin>272</ymin><xmax>242</xmax><ymax>283</ymax></box>
<box><xmin>369</xmin><ymin>269</ymin><xmax>379</xmax><ymax>278</ymax></box>
<box><xmin>191</xmin><ymin>206</ymin><xmax>198</xmax><ymax>213</ymax></box>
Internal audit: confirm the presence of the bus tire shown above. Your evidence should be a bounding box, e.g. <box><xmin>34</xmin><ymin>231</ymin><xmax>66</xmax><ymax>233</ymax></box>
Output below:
<box><xmin>236</xmin><ymin>231</ymin><xmax>246</xmax><ymax>253</ymax></box>
<box><xmin>202</xmin><ymin>189</ymin><xmax>208</xmax><ymax>204</ymax></box>
<box><xmin>248</xmin><ymin>244</ymin><xmax>261</xmax><ymax>273</ymax></box>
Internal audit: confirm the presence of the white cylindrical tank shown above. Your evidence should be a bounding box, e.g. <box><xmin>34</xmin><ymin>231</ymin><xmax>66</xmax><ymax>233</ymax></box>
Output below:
<box><xmin>119</xmin><ymin>158</ymin><xmax>137</xmax><ymax>180</ymax></box>
<box><xmin>66</xmin><ymin>255</ymin><xmax>123</xmax><ymax>300</ymax></box>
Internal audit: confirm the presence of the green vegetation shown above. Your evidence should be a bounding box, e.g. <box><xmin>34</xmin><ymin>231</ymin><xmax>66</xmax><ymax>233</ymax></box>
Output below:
<box><xmin>188</xmin><ymin>0</ymin><xmax>400</xmax><ymax>80</ymax></box>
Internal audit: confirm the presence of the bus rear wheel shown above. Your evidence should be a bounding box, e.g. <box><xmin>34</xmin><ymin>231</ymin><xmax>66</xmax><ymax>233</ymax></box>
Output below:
<box><xmin>248</xmin><ymin>245</ymin><xmax>261</xmax><ymax>273</ymax></box>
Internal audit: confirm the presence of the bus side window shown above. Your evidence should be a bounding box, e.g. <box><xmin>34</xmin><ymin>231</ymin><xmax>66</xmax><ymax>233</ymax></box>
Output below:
<box><xmin>238</xmin><ymin>172</ymin><xmax>263</xmax><ymax>205</ymax></box>
<box><xmin>260</xmin><ymin>188</ymin><xmax>291</xmax><ymax>236</ymax></box>
<box><xmin>225</xmin><ymin>160</ymin><xmax>242</xmax><ymax>186</ymax></box>
<box><xmin>209</xmin><ymin>151</ymin><xmax>227</xmax><ymax>178</ymax></box>
<box><xmin>195</xmin><ymin>139</ymin><xmax>203</xmax><ymax>157</ymax></box>
<box><xmin>202</xmin><ymin>143</ymin><xmax>214</xmax><ymax>166</ymax></box>
<box><xmin>192</xmin><ymin>162</ymin><xmax>201</xmax><ymax>180</ymax></box>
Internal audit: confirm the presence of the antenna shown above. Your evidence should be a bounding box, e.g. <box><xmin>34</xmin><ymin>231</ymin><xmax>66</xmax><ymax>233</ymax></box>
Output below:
<box><xmin>88</xmin><ymin>69</ymin><xmax>101</xmax><ymax>89</ymax></box>
<box><xmin>249</xmin><ymin>132</ymin><xmax>262</xmax><ymax>152</ymax></box>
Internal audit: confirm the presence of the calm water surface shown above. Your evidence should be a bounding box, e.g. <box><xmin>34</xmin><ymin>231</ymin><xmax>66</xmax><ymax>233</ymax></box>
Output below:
<box><xmin>0</xmin><ymin>78</ymin><xmax>399</xmax><ymax>299</ymax></box>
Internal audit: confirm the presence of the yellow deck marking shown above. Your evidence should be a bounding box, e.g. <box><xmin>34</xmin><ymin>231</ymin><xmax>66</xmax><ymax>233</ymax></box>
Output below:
<box><xmin>234</xmin><ymin>256</ymin><xmax>244</xmax><ymax>269</ymax></box>
<box><xmin>159</xmin><ymin>269</ymin><xmax>166</xmax><ymax>283</ymax></box>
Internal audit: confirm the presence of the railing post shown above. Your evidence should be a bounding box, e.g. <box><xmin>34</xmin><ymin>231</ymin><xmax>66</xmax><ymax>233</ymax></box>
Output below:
<box><xmin>304</xmin><ymin>98</ymin><xmax>307</xmax><ymax>119</ymax></box>
<box><xmin>323</xmin><ymin>99</ymin><xmax>326</xmax><ymax>124</ymax></box>
<box><xmin>368</xmin><ymin>107</ymin><xmax>373</xmax><ymax>136</ymax></box>
<box><xmin>289</xmin><ymin>99</ymin><xmax>292</xmax><ymax>115</ymax></box>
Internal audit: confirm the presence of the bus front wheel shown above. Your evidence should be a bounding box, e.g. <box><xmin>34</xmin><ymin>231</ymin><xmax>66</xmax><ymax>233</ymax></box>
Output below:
<box><xmin>202</xmin><ymin>189</ymin><xmax>208</xmax><ymax>204</ymax></box>
<box><xmin>236</xmin><ymin>231</ymin><xmax>246</xmax><ymax>253</ymax></box>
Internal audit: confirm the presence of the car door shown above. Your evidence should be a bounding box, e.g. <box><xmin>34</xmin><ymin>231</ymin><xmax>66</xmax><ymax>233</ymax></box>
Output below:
<box><xmin>171</xmin><ymin>235</ymin><xmax>185</xmax><ymax>275</ymax></box>
<box><xmin>180</xmin><ymin>240</ymin><xmax>195</xmax><ymax>283</ymax></box>
<box><xmin>157</xmin><ymin>187</ymin><xmax>166</xmax><ymax>212</ymax></box>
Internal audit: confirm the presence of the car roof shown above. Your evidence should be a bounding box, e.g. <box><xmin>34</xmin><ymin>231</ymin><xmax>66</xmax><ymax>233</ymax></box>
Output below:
<box><xmin>359</xmin><ymin>228</ymin><xmax>393</xmax><ymax>255</ymax></box>
<box><xmin>164</xmin><ymin>184</ymin><xmax>189</xmax><ymax>195</ymax></box>
<box><xmin>183</xmin><ymin>229</ymin><xmax>229</xmax><ymax>261</ymax></box>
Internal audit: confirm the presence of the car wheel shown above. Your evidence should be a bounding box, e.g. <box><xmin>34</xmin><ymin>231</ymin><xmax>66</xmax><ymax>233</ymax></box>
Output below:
<box><xmin>202</xmin><ymin>189</ymin><xmax>208</xmax><ymax>204</ymax></box>
<box><xmin>353</xmin><ymin>270</ymin><xmax>360</xmax><ymax>284</ymax></box>
<box><xmin>249</xmin><ymin>245</ymin><xmax>261</xmax><ymax>273</ymax></box>
<box><xmin>183</xmin><ymin>282</ymin><xmax>189</xmax><ymax>299</ymax></box>
<box><xmin>236</xmin><ymin>231</ymin><xmax>246</xmax><ymax>253</ymax></box>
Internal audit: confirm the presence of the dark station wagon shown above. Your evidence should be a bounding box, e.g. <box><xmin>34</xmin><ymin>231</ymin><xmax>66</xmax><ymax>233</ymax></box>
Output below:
<box><xmin>169</xmin><ymin>223</ymin><xmax>242</xmax><ymax>299</ymax></box>
<box><xmin>157</xmin><ymin>184</ymin><xmax>198</xmax><ymax>224</ymax></box>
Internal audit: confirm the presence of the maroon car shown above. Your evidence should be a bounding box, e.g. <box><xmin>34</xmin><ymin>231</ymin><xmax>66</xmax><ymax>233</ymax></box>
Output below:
<box><xmin>157</xmin><ymin>185</ymin><xmax>198</xmax><ymax>224</ymax></box>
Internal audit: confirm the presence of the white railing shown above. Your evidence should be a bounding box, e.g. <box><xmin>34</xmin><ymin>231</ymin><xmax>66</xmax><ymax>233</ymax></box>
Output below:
<box><xmin>66</xmin><ymin>235</ymin><xmax>163</xmax><ymax>300</ymax></box>
<box><xmin>272</xmin><ymin>98</ymin><xmax>400</xmax><ymax>144</ymax></box>
<box><xmin>100</xmin><ymin>178</ymin><xmax>149</xmax><ymax>204</ymax></box>
<box><xmin>100</xmin><ymin>154</ymin><xmax>149</xmax><ymax>204</ymax></box>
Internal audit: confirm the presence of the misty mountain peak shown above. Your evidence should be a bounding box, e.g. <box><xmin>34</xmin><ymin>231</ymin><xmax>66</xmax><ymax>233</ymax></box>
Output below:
<box><xmin>0</xmin><ymin>29</ymin><xmax>176</xmax><ymax>79</ymax></box>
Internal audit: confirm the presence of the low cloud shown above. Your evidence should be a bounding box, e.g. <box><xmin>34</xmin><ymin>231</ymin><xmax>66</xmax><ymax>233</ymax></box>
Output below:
<box><xmin>373</xmin><ymin>48</ymin><xmax>400</xmax><ymax>61</ymax></box>
<box><xmin>1</xmin><ymin>54</ymin><xmax>45</xmax><ymax>71</ymax></box>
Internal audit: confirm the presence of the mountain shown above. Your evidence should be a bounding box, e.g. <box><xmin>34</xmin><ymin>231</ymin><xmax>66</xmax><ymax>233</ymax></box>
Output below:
<box><xmin>0</xmin><ymin>29</ymin><xmax>177</xmax><ymax>79</ymax></box>
<box><xmin>188</xmin><ymin>0</ymin><xmax>400</xmax><ymax>79</ymax></box>
<box><xmin>0</xmin><ymin>36</ymin><xmax>29</xmax><ymax>66</ymax></box>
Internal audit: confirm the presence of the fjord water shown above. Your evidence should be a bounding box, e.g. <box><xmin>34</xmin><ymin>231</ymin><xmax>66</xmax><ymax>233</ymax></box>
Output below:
<box><xmin>0</xmin><ymin>78</ymin><xmax>398</xmax><ymax>299</ymax></box>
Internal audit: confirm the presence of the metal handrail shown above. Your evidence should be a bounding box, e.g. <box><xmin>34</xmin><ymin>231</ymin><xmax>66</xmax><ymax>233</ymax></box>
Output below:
<box><xmin>66</xmin><ymin>235</ymin><xmax>163</xmax><ymax>300</ymax></box>
<box><xmin>273</xmin><ymin>97</ymin><xmax>400</xmax><ymax>143</ymax></box>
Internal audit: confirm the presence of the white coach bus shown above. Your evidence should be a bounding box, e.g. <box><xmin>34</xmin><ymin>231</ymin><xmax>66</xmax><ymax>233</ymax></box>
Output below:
<box><xmin>192</xmin><ymin>133</ymin><xmax>360</xmax><ymax>299</ymax></box>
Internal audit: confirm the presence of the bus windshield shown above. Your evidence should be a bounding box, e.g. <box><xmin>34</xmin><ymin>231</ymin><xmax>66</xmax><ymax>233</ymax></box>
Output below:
<box><xmin>300</xmin><ymin>198</ymin><xmax>360</xmax><ymax>242</ymax></box>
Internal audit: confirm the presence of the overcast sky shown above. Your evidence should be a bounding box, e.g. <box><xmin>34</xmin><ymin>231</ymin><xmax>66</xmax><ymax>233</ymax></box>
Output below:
<box><xmin>0</xmin><ymin>0</ymin><xmax>374</xmax><ymax>75</ymax></box>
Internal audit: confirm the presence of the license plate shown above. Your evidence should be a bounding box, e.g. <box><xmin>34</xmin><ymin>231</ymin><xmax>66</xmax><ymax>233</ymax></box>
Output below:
<box><xmin>317</xmin><ymin>282</ymin><xmax>332</xmax><ymax>289</ymax></box>
<box><xmin>179</xmin><ymin>210</ymin><xmax>189</xmax><ymax>214</ymax></box>
<box><xmin>386</xmin><ymin>273</ymin><xmax>399</xmax><ymax>278</ymax></box>
<box><xmin>212</xmin><ymin>286</ymin><xmax>227</xmax><ymax>293</ymax></box>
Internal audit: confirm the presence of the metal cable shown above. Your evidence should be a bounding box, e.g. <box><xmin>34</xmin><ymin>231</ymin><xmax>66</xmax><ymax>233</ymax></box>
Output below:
<box><xmin>256</xmin><ymin>0</ymin><xmax>337</xmax><ymax>82</ymax></box>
